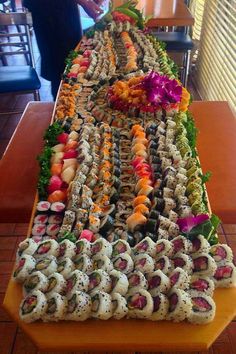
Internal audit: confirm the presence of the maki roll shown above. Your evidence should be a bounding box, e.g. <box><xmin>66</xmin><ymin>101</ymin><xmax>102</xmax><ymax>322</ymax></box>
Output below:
<box><xmin>50</xmin><ymin>202</ymin><xmax>65</xmax><ymax>213</ymax></box>
<box><xmin>128</xmin><ymin>271</ymin><xmax>148</xmax><ymax>292</ymax></box>
<box><xmin>91</xmin><ymin>238</ymin><xmax>112</xmax><ymax>258</ymax></box>
<box><xmin>110</xmin><ymin>270</ymin><xmax>129</xmax><ymax>296</ymax></box>
<box><xmin>73</xmin><ymin>254</ymin><xmax>93</xmax><ymax>273</ymax></box>
<box><xmin>188</xmin><ymin>293</ymin><xmax>216</xmax><ymax>324</ymax></box>
<box><xmin>213</xmin><ymin>262</ymin><xmax>236</xmax><ymax>288</ymax></box>
<box><xmin>169</xmin><ymin>267</ymin><xmax>190</xmax><ymax>290</ymax></box>
<box><xmin>147</xmin><ymin>270</ymin><xmax>170</xmax><ymax>295</ymax></box>
<box><xmin>113</xmin><ymin>254</ymin><xmax>134</xmax><ymax>274</ymax></box>
<box><xmin>36</xmin><ymin>201</ymin><xmax>50</xmax><ymax>213</ymax></box>
<box><xmin>167</xmin><ymin>289</ymin><xmax>192</xmax><ymax>322</ymax></box>
<box><xmin>75</xmin><ymin>239</ymin><xmax>91</xmax><ymax>256</ymax></box>
<box><xmin>19</xmin><ymin>290</ymin><xmax>47</xmax><ymax>323</ymax></box>
<box><xmin>133</xmin><ymin>237</ymin><xmax>156</xmax><ymax>257</ymax></box>
<box><xmin>34</xmin><ymin>240</ymin><xmax>60</xmax><ymax>259</ymax></box>
<box><xmin>134</xmin><ymin>254</ymin><xmax>154</xmax><ymax>274</ymax></box>
<box><xmin>31</xmin><ymin>224</ymin><xmax>46</xmax><ymax>237</ymax></box>
<box><xmin>190</xmin><ymin>235</ymin><xmax>210</xmax><ymax>255</ymax></box>
<box><xmin>155</xmin><ymin>240</ymin><xmax>173</xmax><ymax>258</ymax></box>
<box><xmin>17</xmin><ymin>239</ymin><xmax>38</xmax><ymax>259</ymax></box>
<box><xmin>66</xmin><ymin>291</ymin><xmax>91</xmax><ymax>321</ymax></box>
<box><xmin>46</xmin><ymin>224</ymin><xmax>60</xmax><ymax>237</ymax></box>
<box><xmin>189</xmin><ymin>275</ymin><xmax>215</xmax><ymax>296</ymax></box>
<box><xmin>91</xmin><ymin>291</ymin><xmax>113</xmax><ymax>320</ymax></box>
<box><xmin>34</xmin><ymin>255</ymin><xmax>57</xmax><ymax>276</ymax></box>
<box><xmin>171</xmin><ymin>236</ymin><xmax>192</xmax><ymax>255</ymax></box>
<box><xmin>58</xmin><ymin>240</ymin><xmax>76</xmax><ymax>259</ymax></box>
<box><xmin>112</xmin><ymin>240</ymin><xmax>131</xmax><ymax>257</ymax></box>
<box><xmin>192</xmin><ymin>253</ymin><xmax>217</xmax><ymax>277</ymax></box>
<box><xmin>150</xmin><ymin>293</ymin><xmax>169</xmax><ymax>321</ymax></box>
<box><xmin>13</xmin><ymin>255</ymin><xmax>36</xmax><ymax>283</ymax></box>
<box><xmin>66</xmin><ymin>270</ymin><xmax>89</xmax><ymax>294</ymax></box>
<box><xmin>34</xmin><ymin>214</ymin><xmax>48</xmax><ymax>224</ymax></box>
<box><xmin>93</xmin><ymin>255</ymin><xmax>113</xmax><ymax>273</ymax></box>
<box><xmin>88</xmin><ymin>270</ymin><xmax>111</xmax><ymax>293</ymax></box>
<box><xmin>126</xmin><ymin>289</ymin><xmax>153</xmax><ymax>319</ymax></box>
<box><xmin>57</xmin><ymin>257</ymin><xmax>75</xmax><ymax>279</ymax></box>
<box><xmin>210</xmin><ymin>244</ymin><xmax>233</xmax><ymax>263</ymax></box>
<box><xmin>172</xmin><ymin>253</ymin><xmax>193</xmax><ymax>274</ymax></box>
<box><xmin>48</xmin><ymin>215</ymin><xmax>63</xmax><ymax>224</ymax></box>
<box><xmin>154</xmin><ymin>256</ymin><xmax>172</xmax><ymax>275</ymax></box>
<box><xmin>45</xmin><ymin>272</ymin><xmax>67</xmax><ymax>296</ymax></box>
<box><xmin>43</xmin><ymin>293</ymin><xmax>67</xmax><ymax>322</ymax></box>
<box><xmin>99</xmin><ymin>215</ymin><xmax>115</xmax><ymax>235</ymax></box>
<box><xmin>23</xmin><ymin>271</ymin><xmax>48</xmax><ymax>296</ymax></box>
<box><xmin>111</xmin><ymin>293</ymin><xmax>128</xmax><ymax>320</ymax></box>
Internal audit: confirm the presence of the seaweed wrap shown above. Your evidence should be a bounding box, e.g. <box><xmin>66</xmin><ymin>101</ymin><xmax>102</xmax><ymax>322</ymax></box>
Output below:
<box><xmin>189</xmin><ymin>275</ymin><xmax>215</xmax><ymax>296</ymax></box>
<box><xmin>57</xmin><ymin>257</ymin><xmax>75</xmax><ymax>279</ymax></box>
<box><xmin>150</xmin><ymin>293</ymin><xmax>169</xmax><ymax>321</ymax></box>
<box><xmin>112</xmin><ymin>293</ymin><xmax>128</xmax><ymax>320</ymax></box>
<box><xmin>155</xmin><ymin>240</ymin><xmax>173</xmax><ymax>258</ymax></box>
<box><xmin>112</xmin><ymin>239</ymin><xmax>131</xmax><ymax>257</ymax></box>
<box><xmin>45</xmin><ymin>272</ymin><xmax>67</xmax><ymax>296</ymax></box>
<box><xmin>34</xmin><ymin>255</ymin><xmax>57</xmax><ymax>276</ymax></box>
<box><xmin>75</xmin><ymin>239</ymin><xmax>91</xmax><ymax>256</ymax></box>
<box><xmin>66</xmin><ymin>270</ymin><xmax>89</xmax><ymax>294</ymax></box>
<box><xmin>93</xmin><ymin>255</ymin><xmax>113</xmax><ymax>273</ymax></box>
<box><xmin>34</xmin><ymin>240</ymin><xmax>60</xmax><ymax>259</ymax></box>
<box><xmin>213</xmin><ymin>262</ymin><xmax>236</xmax><ymax>288</ymax></box>
<box><xmin>169</xmin><ymin>267</ymin><xmax>190</xmax><ymax>290</ymax></box>
<box><xmin>31</xmin><ymin>223</ymin><xmax>46</xmax><ymax>237</ymax></box>
<box><xmin>171</xmin><ymin>236</ymin><xmax>192</xmax><ymax>255</ymax></box>
<box><xmin>192</xmin><ymin>253</ymin><xmax>217</xmax><ymax>277</ymax></box>
<box><xmin>190</xmin><ymin>234</ymin><xmax>210</xmax><ymax>255</ymax></box>
<box><xmin>133</xmin><ymin>237</ymin><xmax>156</xmax><ymax>257</ymax></box>
<box><xmin>167</xmin><ymin>289</ymin><xmax>192</xmax><ymax>322</ymax></box>
<box><xmin>188</xmin><ymin>292</ymin><xmax>216</xmax><ymax>324</ymax></box>
<box><xmin>17</xmin><ymin>239</ymin><xmax>38</xmax><ymax>259</ymax></box>
<box><xmin>147</xmin><ymin>270</ymin><xmax>170</xmax><ymax>295</ymax></box>
<box><xmin>128</xmin><ymin>271</ymin><xmax>148</xmax><ymax>292</ymax></box>
<box><xmin>88</xmin><ymin>269</ymin><xmax>111</xmax><ymax>293</ymax></box>
<box><xmin>43</xmin><ymin>293</ymin><xmax>67</xmax><ymax>322</ymax></box>
<box><xmin>66</xmin><ymin>291</ymin><xmax>91</xmax><ymax>321</ymax></box>
<box><xmin>154</xmin><ymin>256</ymin><xmax>172</xmax><ymax>275</ymax></box>
<box><xmin>127</xmin><ymin>289</ymin><xmax>153</xmax><ymax>319</ymax></box>
<box><xmin>58</xmin><ymin>240</ymin><xmax>76</xmax><ymax>259</ymax></box>
<box><xmin>210</xmin><ymin>244</ymin><xmax>233</xmax><ymax>263</ymax></box>
<box><xmin>23</xmin><ymin>271</ymin><xmax>48</xmax><ymax>296</ymax></box>
<box><xmin>110</xmin><ymin>270</ymin><xmax>129</xmax><ymax>296</ymax></box>
<box><xmin>113</xmin><ymin>254</ymin><xmax>134</xmax><ymax>274</ymax></box>
<box><xmin>13</xmin><ymin>255</ymin><xmax>36</xmax><ymax>283</ymax></box>
<box><xmin>19</xmin><ymin>290</ymin><xmax>47</xmax><ymax>323</ymax></box>
<box><xmin>134</xmin><ymin>254</ymin><xmax>154</xmax><ymax>274</ymax></box>
<box><xmin>74</xmin><ymin>254</ymin><xmax>93</xmax><ymax>273</ymax></box>
<box><xmin>172</xmin><ymin>253</ymin><xmax>193</xmax><ymax>274</ymax></box>
<box><xmin>91</xmin><ymin>238</ymin><xmax>112</xmax><ymax>258</ymax></box>
<box><xmin>91</xmin><ymin>291</ymin><xmax>113</xmax><ymax>320</ymax></box>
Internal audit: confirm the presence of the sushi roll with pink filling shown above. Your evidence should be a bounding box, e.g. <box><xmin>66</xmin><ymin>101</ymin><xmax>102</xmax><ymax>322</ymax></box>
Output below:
<box><xmin>190</xmin><ymin>235</ymin><xmax>210</xmax><ymax>255</ymax></box>
<box><xmin>91</xmin><ymin>291</ymin><xmax>113</xmax><ymax>320</ymax></box>
<box><xmin>50</xmin><ymin>202</ymin><xmax>65</xmax><ymax>213</ymax></box>
<box><xmin>57</xmin><ymin>257</ymin><xmax>75</xmax><ymax>279</ymax></box>
<box><xmin>171</xmin><ymin>253</ymin><xmax>193</xmax><ymax>274</ymax></box>
<box><xmin>88</xmin><ymin>270</ymin><xmax>111</xmax><ymax>294</ymax></box>
<box><xmin>171</xmin><ymin>236</ymin><xmax>192</xmax><ymax>255</ymax></box>
<box><xmin>73</xmin><ymin>254</ymin><xmax>93</xmax><ymax>273</ymax></box>
<box><xmin>34</xmin><ymin>239</ymin><xmax>60</xmax><ymax>258</ymax></box>
<box><xmin>34</xmin><ymin>255</ymin><xmax>57</xmax><ymax>276</ymax></box>
<box><xmin>188</xmin><ymin>293</ymin><xmax>216</xmax><ymax>324</ymax></box>
<box><xmin>128</xmin><ymin>271</ymin><xmax>148</xmax><ymax>292</ymax></box>
<box><xmin>126</xmin><ymin>289</ymin><xmax>153</xmax><ymax>319</ymax></box>
<box><xmin>66</xmin><ymin>270</ymin><xmax>89</xmax><ymax>294</ymax></box>
<box><xmin>155</xmin><ymin>240</ymin><xmax>173</xmax><ymax>258</ymax></box>
<box><xmin>110</xmin><ymin>270</ymin><xmax>129</xmax><ymax>296</ymax></box>
<box><xmin>46</xmin><ymin>224</ymin><xmax>60</xmax><ymax>237</ymax></box>
<box><xmin>210</xmin><ymin>244</ymin><xmax>233</xmax><ymax>263</ymax></box>
<box><xmin>167</xmin><ymin>289</ymin><xmax>192</xmax><ymax>322</ymax></box>
<box><xmin>154</xmin><ymin>256</ymin><xmax>172</xmax><ymax>275</ymax></box>
<box><xmin>75</xmin><ymin>239</ymin><xmax>91</xmax><ymax>256</ymax></box>
<box><xmin>17</xmin><ymin>239</ymin><xmax>38</xmax><ymax>259</ymax></box>
<box><xmin>48</xmin><ymin>215</ymin><xmax>63</xmax><ymax>224</ymax></box>
<box><xmin>147</xmin><ymin>270</ymin><xmax>170</xmax><ymax>295</ymax></box>
<box><xmin>34</xmin><ymin>214</ymin><xmax>48</xmax><ymax>224</ymax></box>
<box><xmin>213</xmin><ymin>262</ymin><xmax>236</xmax><ymax>288</ymax></box>
<box><xmin>23</xmin><ymin>271</ymin><xmax>48</xmax><ymax>296</ymax></box>
<box><xmin>93</xmin><ymin>255</ymin><xmax>113</xmax><ymax>273</ymax></box>
<box><xmin>192</xmin><ymin>253</ymin><xmax>217</xmax><ymax>277</ymax></box>
<box><xmin>36</xmin><ymin>201</ymin><xmax>50</xmax><ymax>213</ymax></box>
<box><xmin>19</xmin><ymin>290</ymin><xmax>47</xmax><ymax>323</ymax></box>
<box><xmin>169</xmin><ymin>267</ymin><xmax>190</xmax><ymax>290</ymax></box>
<box><xmin>150</xmin><ymin>293</ymin><xmax>169</xmax><ymax>321</ymax></box>
<box><xmin>112</xmin><ymin>240</ymin><xmax>131</xmax><ymax>257</ymax></box>
<box><xmin>111</xmin><ymin>293</ymin><xmax>128</xmax><ymax>320</ymax></box>
<box><xmin>133</xmin><ymin>237</ymin><xmax>156</xmax><ymax>257</ymax></box>
<box><xmin>13</xmin><ymin>255</ymin><xmax>36</xmax><ymax>283</ymax></box>
<box><xmin>91</xmin><ymin>238</ymin><xmax>112</xmax><ymax>258</ymax></box>
<box><xmin>134</xmin><ymin>254</ymin><xmax>154</xmax><ymax>274</ymax></box>
<box><xmin>189</xmin><ymin>275</ymin><xmax>215</xmax><ymax>296</ymax></box>
<box><xmin>58</xmin><ymin>240</ymin><xmax>76</xmax><ymax>259</ymax></box>
<box><xmin>66</xmin><ymin>291</ymin><xmax>91</xmax><ymax>321</ymax></box>
<box><xmin>31</xmin><ymin>224</ymin><xmax>46</xmax><ymax>237</ymax></box>
<box><xmin>113</xmin><ymin>254</ymin><xmax>134</xmax><ymax>274</ymax></box>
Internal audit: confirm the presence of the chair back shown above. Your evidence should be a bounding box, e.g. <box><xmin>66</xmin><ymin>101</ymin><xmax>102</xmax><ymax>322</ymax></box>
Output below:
<box><xmin>0</xmin><ymin>12</ymin><xmax>35</xmax><ymax>66</ymax></box>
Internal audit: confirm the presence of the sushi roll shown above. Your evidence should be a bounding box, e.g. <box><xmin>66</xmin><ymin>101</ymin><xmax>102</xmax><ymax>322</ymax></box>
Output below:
<box><xmin>134</xmin><ymin>254</ymin><xmax>154</xmax><ymax>274</ymax></box>
<box><xmin>66</xmin><ymin>291</ymin><xmax>91</xmax><ymax>321</ymax></box>
<box><xmin>172</xmin><ymin>253</ymin><xmax>193</xmax><ymax>274</ymax></box>
<box><xmin>171</xmin><ymin>236</ymin><xmax>192</xmax><ymax>255</ymax></box>
<box><xmin>36</xmin><ymin>201</ymin><xmax>51</xmax><ymax>213</ymax></box>
<box><xmin>192</xmin><ymin>253</ymin><xmax>217</xmax><ymax>277</ymax></box>
<box><xmin>43</xmin><ymin>293</ymin><xmax>67</xmax><ymax>322</ymax></box>
<box><xmin>34</xmin><ymin>255</ymin><xmax>57</xmax><ymax>276</ymax></box>
<box><xmin>155</xmin><ymin>240</ymin><xmax>173</xmax><ymax>258</ymax></box>
<box><xmin>111</xmin><ymin>293</ymin><xmax>128</xmax><ymax>320</ymax></box>
<box><xmin>58</xmin><ymin>240</ymin><xmax>76</xmax><ymax>259</ymax></box>
<box><xmin>210</xmin><ymin>244</ymin><xmax>233</xmax><ymax>263</ymax></box>
<box><xmin>128</xmin><ymin>271</ymin><xmax>148</xmax><ymax>292</ymax></box>
<box><xmin>213</xmin><ymin>262</ymin><xmax>236</xmax><ymax>288</ymax></box>
<box><xmin>169</xmin><ymin>267</ymin><xmax>190</xmax><ymax>290</ymax></box>
<box><xmin>91</xmin><ymin>238</ymin><xmax>112</xmax><ymax>258</ymax></box>
<box><xmin>57</xmin><ymin>257</ymin><xmax>75</xmax><ymax>279</ymax></box>
<box><xmin>190</xmin><ymin>235</ymin><xmax>210</xmax><ymax>254</ymax></box>
<box><xmin>75</xmin><ymin>239</ymin><xmax>91</xmax><ymax>256</ymax></box>
<box><xmin>31</xmin><ymin>224</ymin><xmax>46</xmax><ymax>237</ymax></box>
<box><xmin>93</xmin><ymin>255</ymin><xmax>113</xmax><ymax>273</ymax></box>
<box><xmin>13</xmin><ymin>255</ymin><xmax>36</xmax><ymax>283</ymax></box>
<box><xmin>19</xmin><ymin>290</ymin><xmax>47</xmax><ymax>323</ymax></box>
<box><xmin>147</xmin><ymin>270</ymin><xmax>170</xmax><ymax>295</ymax></box>
<box><xmin>112</xmin><ymin>240</ymin><xmax>131</xmax><ymax>257</ymax></box>
<box><xmin>34</xmin><ymin>240</ymin><xmax>60</xmax><ymax>259</ymax></box>
<box><xmin>126</xmin><ymin>289</ymin><xmax>153</xmax><ymax>319</ymax></box>
<box><xmin>167</xmin><ymin>289</ymin><xmax>192</xmax><ymax>322</ymax></box>
<box><xmin>189</xmin><ymin>275</ymin><xmax>215</xmax><ymax>296</ymax></box>
<box><xmin>154</xmin><ymin>256</ymin><xmax>172</xmax><ymax>275</ymax></box>
<box><xmin>113</xmin><ymin>254</ymin><xmax>134</xmax><ymax>274</ymax></box>
<box><xmin>133</xmin><ymin>237</ymin><xmax>156</xmax><ymax>257</ymax></box>
<box><xmin>126</xmin><ymin>212</ymin><xmax>147</xmax><ymax>233</ymax></box>
<box><xmin>34</xmin><ymin>214</ymin><xmax>48</xmax><ymax>224</ymax></box>
<box><xmin>17</xmin><ymin>239</ymin><xmax>38</xmax><ymax>258</ymax></box>
<box><xmin>88</xmin><ymin>270</ymin><xmax>111</xmax><ymax>294</ymax></box>
<box><xmin>110</xmin><ymin>270</ymin><xmax>129</xmax><ymax>296</ymax></box>
<box><xmin>48</xmin><ymin>215</ymin><xmax>63</xmax><ymax>224</ymax></box>
<box><xmin>23</xmin><ymin>271</ymin><xmax>48</xmax><ymax>296</ymax></box>
<box><xmin>150</xmin><ymin>293</ymin><xmax>169</xmax><ymax>321</ymax></box>
<box><xmin>188</xmin><ymin>293</ymin><xmax>216</xmax><ymax>324</ymax></box>
<box><xmin>73</xmin><ymin>254</ymin><xmax>93</xmax><ymax>273</ymax></box>
<box><xmin>66</xmin><ymin>270</ymin><xmax>89</xmax><ymax>294</ymax></box>
<box><xmin>50</xmin><ymin>202</ymin><xmax>65</xmax><ymax>213</ymax></box>
<box><xmin>91</xmin><ymin>291</ymin><xmax>113</xmax><ymax>320</ymax></box>
<box><xmin>45</xmin><ymin>272</ymin><xmax>67</xmax><ymax>296</ymax></box>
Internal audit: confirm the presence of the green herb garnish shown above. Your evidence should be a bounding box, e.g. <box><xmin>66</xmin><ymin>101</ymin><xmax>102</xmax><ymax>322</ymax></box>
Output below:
<box><xmin>43</xmin><ymin>122</ymin><xmax>63</xmax><ymax>147</ymax></box>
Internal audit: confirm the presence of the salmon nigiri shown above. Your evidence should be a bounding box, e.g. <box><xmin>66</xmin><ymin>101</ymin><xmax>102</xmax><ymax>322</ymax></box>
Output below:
<box><xmin>133</xmin><ymin>195</ymin><xmax>151</xmax><ymax>208</ymax></box>
<box><xmin>126</xmin><ymin>212</ymin><xmax>147</xmax><ymax>232</ymax></box>
<box><xmin>135</xmin><ymin>177</ymin><xmax>152</xmax><ymax>193</ymax></box>
<box><xmin>134</xmin><ymin>204</ymin><xmax>150</xmax><ymax>216</ymax></box>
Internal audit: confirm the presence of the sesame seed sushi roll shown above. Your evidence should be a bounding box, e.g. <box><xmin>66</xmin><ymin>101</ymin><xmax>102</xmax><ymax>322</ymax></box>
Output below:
<box><xmin>58</xmin><ymin>240</ymin><xmax>76</xmax><ymax>259</ymax></box>
<box><xmin>150</xmin><ymin>293</ymin><xmax>169</xmax><ymax>321</ymax></box>
<box><xmin>57</xmin><ymin>257</ymin><xmax>75</xmax><ymax>279</ymax></box>
<box><xmin>36</xmin><ymin>201</ymin><xmax>51</xmax><ymax>213</ymax></box>
<box><xmin>75</xmin><ymin>239</ymin><xmax>91</xmax><ymax>257</ymax></box>
<box><xmin>134</xmin><ymin>254</ymin><xmax>154</xmax><ymax>274</ymax></box>
<box><xmin>171</xmin><ymin>236</ymin><xmax>192</xmax><ymax>255</ymax></box>
<box><xmin>210</xmin><ymin>244</ymin><xmax>233</xmax><ymax>263</ymax></box>
<box><xmin>91</xmin><ymin>238</ymin><xmax>112</xmax><ymax>258</ymax></box>
<box><xmin>74</xmin><ymin>254</ymin><xmax>93</xmax><ymax>274</ymax></box>
<box><xmin>188</xmin><ymin>293</ymin><xmax>216</xmax><ymax>324</ymax></box>
<box><xmin>34</xmin><ymin>255</ymin><xmax>57</xmax><ymax>276</ymax></box>
<box><xmin>155</xmin><ymin>240</ymin><xmax>173</xmax><ymax>258</ymax></box>
<box><xmin>34</xmin><ymin>214</ymin><xmax>48</xmax><ymax>224</ymax></box>
<box><xmin>154</xmin><ymin>256</ymin><xmax>172</xmax><ymax>275</ymax></box>
<box><xmin>113</xmin><ymin>254</ymin><xmax>134</xmax><ymax>274</ymax></box>
<box><xmin>17</xmin><ymin>239</ymin><xmax>38</xmax><ymax>259</ymax></box>
<box><xmin>23</xmin><ymin>271</ymin><xmax>48</xmax><ymax>296</ymax></box>
<box><xmin>192</xmin><ymin>253</ymin><xmax>217</xmax><ymax>277</ymax></box>
<box><xmin>213</xmin><ymin>262</ymin><xmax>236</xmax><ymax>288</ymax></box>
<box><xmin>42</xmin><ymin>293</ymin><xmax>67</xmax><ymax>322</ymax></box>
<box><xmin>13</xmin><ymin>255</ymin><xmax>36</xmax><ymax>283</ymax></box>
<box><xmin>126</xmin><ymin>289</ymin><xmax>153</xmax><ymax>319</ymax></box>
<box><xmin>112</xmin><ymin>239</ymin><xmax>131</xmax><ymax>257</ymax></box>
<box><xmin>31</xmin><ymin>224</ymin><xmax>46</xmax><ymax>237</ymax></box>
<box><xmin>133</xmin><ymin>237</ymin><xmax>156</xmax><ymax>257</ymax></box>
<box><xmin>189</xmin><ymin>275</ymin><xmax>215</xmax><ymax>296</ymax></box>
<box><xmin>66</xmin><ymin>270</ymin><xmax>89</xmax><ymax>294</ymax></box>
<box><xmin>19</xmin><ymin>290</ymin><xmax>47</xmax><ymax>323</ymax></box>
<box><xmin>169</xmin><ymin>267</ymin><xmax>190</xmax><ymax>290</ymax></box>
<box><xmin>45</xmin><ymin>272</ymin><xmax>66</xmax><ymax>296</ymax></box>
<box><xmin>34</xmin><ymin>239</ymin><xmax>60</xmax><ymax>259</ymax></box>
<box><xmin>172</xmin><ymin>253</ymin><xmax>193</xmax><ymax>274</ymax></box>
<box><xmin>167</xmin><ymin>289</ymin><xmax>192</xmax><ymax>322</ymax></box>
<box><xmin>147</xmin><ymin>270</ymin><xmax>170</xmax><ymax>295</ymax></box>
<box><xmin>110</xmin><ymin>270</ymin><xmax>129</xmax><ymax>296</ymax></box>
<box><xmin>190</xmin><ymin>235</ymin><xmax>210</xmax><ymax>255</ymax></box>
<box><xmin>88</xmin><ymin>269</ymin><xmax>111</xmax><ymax>294</ymax></box>
<box><xmin>91</xmin><ymin>291</ymin><xmax>112</xmax><ymax>320</ymax></box>
<box><xmin>93</xmin><ymin>255</ymin><xmax>113</xmax><ymax>273</ymax></box>
<box><xmin>66</xmin><ymin>291</ymin><xmax>91</xmax><ymax>321</ymax></box>
<box><xmin>128</xmin><ymin>271</ymin><xmax>148</xmax><ymax>292</ymax></box>
<box><xmin>112</xmin><ymin>293</ymin><xmax>128</xmax><ymax>320</ymax></box>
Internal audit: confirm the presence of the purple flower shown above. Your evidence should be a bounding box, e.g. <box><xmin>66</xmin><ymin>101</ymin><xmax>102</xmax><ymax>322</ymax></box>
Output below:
<box><xmin>177</xmin><ymin>214</ymin><xmax>210</xmax><ymax>233</ymax></box>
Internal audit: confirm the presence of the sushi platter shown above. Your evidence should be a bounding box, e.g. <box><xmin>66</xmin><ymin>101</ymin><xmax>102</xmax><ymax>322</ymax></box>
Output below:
<box><xmin>3</xmin><ymin>1</ymin><xmax>236</xmax><ymax>351</ymax></box>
